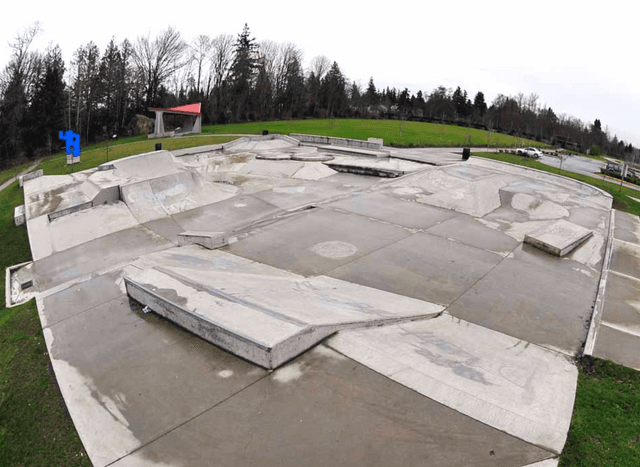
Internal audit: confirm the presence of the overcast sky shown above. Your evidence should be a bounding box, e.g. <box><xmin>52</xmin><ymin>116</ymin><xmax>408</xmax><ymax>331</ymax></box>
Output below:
<box><xmin>2</xmin><ymin>0</ymin><xmax>638</xmax><ymax>145</ymax></box>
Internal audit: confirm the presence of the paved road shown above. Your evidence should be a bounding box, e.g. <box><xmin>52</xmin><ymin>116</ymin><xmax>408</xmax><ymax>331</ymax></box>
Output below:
<box><xmin>538</xmin><ymin>154</ymin><xmax>603</xmax><ymax>177</ymax></box>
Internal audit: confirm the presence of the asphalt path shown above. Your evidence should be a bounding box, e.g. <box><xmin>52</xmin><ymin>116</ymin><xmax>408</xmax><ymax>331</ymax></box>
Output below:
<box><xmin>539</xmin><ymin>153</ymin><xmax>640</xmax><ymax>193</ymax></box>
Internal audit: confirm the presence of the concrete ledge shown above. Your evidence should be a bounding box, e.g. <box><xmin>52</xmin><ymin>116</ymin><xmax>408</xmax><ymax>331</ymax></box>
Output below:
<box><xmin>291</xmin><ymin>133</ymin><xmax>383</xmax><ymax>150</ymax></box>
<box><xmin>524</xmin><ymin>220</ymin><xmax>594</xmax><ymax>257</ymax></box>
<box><xmin>178</xmin><ymin>231</ymin><xmax>228</xmax><ymax>249</ymax></box>
<box><xmin>19</xmin><ymin>169</ymin><xmax>43</xmax><ymax>187</ymax></box>
<box><xmin>5</xmin><ymin>261</ymin><xmax>36</xmax><ymax>308</ymax></box>
<box><xmin>124</xmin><ymin>274</ymin><xmax>310</xmax><ymax>369</ymax></box>
<box><xmin>47</xmin><ymin>201</ymin><xmax>93</xmax><ymax>221</ymax></box>
<box><xmin>299</xmin><ymin>142</ymin><xmax>390</xmax><ymax>158</ymax></box>
<box><xmin>14</xmin><ymin>205</ymin><xmax>25</xmax><ymax>226</ymax></box>
<box><xmin>583</xmin><ymin>209</ymin><xmax>616</xmax><ymax>356</ymax></box>
<box><xmin>324</xmin><ymin>162</ymin><xmax>403</xmax><ymax>178</ymax></box>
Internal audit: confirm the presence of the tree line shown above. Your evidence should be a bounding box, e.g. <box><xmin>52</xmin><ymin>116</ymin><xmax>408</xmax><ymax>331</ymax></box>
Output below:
<box><xmin>0</xmin><ymin>22</ymin><xmax>636</xmax><ymax>169</ymax></box>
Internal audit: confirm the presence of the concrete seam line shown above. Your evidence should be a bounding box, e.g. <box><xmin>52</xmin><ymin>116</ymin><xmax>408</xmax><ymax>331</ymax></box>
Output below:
<box><xmin>600</xmin><ymin>320</ymin><xmax>640</xmax><ymax>339</ymax></box>
<box><xmin>583</xmin><ymin>208</ymin><xmax>616</xmax><ymax>356</ymax></box>
<box><xmin>608</xmin><ymin>269</ymin><xmax>640</xmax><ymax>283</ymax></box>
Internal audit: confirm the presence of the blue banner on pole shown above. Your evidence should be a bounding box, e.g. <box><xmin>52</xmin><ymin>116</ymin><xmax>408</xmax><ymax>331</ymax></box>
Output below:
<box><xmin>59</xmin><ymin>130</ymin><xmax>81</xmax><ymax>157</ymax></box>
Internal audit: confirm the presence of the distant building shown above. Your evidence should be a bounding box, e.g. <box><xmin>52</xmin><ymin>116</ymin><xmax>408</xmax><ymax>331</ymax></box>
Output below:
<box><xmin>148</xmin><ymin>103</ymin><xmax>202</xmax><ymax>139</ymax></box>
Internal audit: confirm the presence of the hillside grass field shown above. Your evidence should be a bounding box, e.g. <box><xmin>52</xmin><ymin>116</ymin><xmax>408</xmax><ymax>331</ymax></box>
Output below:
<box><xmin>0</xmin><ymin>121</ymin><xmax>636</xmax><ymax>466</ymax></box>
<box><xmin>201</xmin><ymin>118</ymin><xmax>550</xmax><ymax>149</ymax></box>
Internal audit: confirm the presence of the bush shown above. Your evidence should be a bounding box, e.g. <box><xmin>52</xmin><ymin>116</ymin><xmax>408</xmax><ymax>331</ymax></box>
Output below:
<box><xmin>589</xmin><ymin>144</ymin><xmax>603</xmax><ymax>156</ymax></box>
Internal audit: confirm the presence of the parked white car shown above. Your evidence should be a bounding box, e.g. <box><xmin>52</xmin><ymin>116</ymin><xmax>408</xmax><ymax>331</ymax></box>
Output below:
<box><xmin>516</xmin><ymin>147</ymin><xmax>542</xmax><ymax>158</ymax></box>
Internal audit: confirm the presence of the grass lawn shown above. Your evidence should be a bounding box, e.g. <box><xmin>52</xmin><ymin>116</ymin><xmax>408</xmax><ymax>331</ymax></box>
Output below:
<box><xmin>37</xmin><ymin>134</ymin><xmax>237</xmax><ymax>176</ymax></box>
<box><xmin>0</xmin><ymin>182</ymin><xmax>91</xmax><ymax>466</ymax></box>
<box><xmin>201</xmin><ymin>118</ymin><xmax>550</xmax><ymax>149</ymax></box>
<box><xmin>559</xmin><ymin>357</ymin><xmax>640</xmax><ymax>466</ymax></box>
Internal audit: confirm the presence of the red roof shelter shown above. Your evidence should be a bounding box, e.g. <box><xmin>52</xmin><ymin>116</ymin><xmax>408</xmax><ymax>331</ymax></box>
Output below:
<box><xmin>148</xmin><ymin>103</ymin><xmax>202</xmax><ymax>139</ymax></box>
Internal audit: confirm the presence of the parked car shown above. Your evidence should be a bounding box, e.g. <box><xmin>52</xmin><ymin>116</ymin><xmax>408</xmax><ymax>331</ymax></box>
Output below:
<box><xmin>516</xmin><ymin>147</ymin><xmax>542</xmax><ymax>158</ymax></box>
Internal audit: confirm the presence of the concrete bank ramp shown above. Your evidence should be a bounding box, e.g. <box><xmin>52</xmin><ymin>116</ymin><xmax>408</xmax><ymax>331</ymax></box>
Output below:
<box><xmin>124</xmin><ymin>247</ymin><xmax>444</xmax><ymax>369</ymax></box>
<box><xmin>110</xmin><ymin>150</ymin><xmax>185</xmax><ymax>180</ymax></box>
<box><xmin>121</xmin><ymin>171</ymin><xmax>238</xmax><ymax>223</ymax></box>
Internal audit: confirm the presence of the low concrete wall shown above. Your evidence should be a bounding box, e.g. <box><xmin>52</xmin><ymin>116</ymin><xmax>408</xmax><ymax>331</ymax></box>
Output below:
<box><xmin>19</xmin><ymin>169</ymin><xmax>43</xmax><ymax>187</ymax></box>
<box><xmin>291</xmin><ymin>133</ymin><xmax>383</xmax><ymax>150</ymax></box>
<box><xmin>14</xmin><ymin>205</ymin><xmax>25</xmax><ymax>226</ymax></box>
<box><xmin>48</xmin><ymin>201</ymin><xmax>93</xmax><ymax>221</ymax></box>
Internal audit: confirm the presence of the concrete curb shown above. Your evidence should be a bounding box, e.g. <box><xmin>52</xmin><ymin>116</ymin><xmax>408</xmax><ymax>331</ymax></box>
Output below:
<box><xmin>583</xmin><ymin>208</ymin><xmax>616</xmax><ymax>356</ymax></box>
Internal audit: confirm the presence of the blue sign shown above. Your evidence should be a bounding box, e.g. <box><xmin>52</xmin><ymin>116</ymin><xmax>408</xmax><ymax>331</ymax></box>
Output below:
<box><xmin>59</xmin><ymin>130</ymin><xmax>81</xmax><ymax>157</ymax></box>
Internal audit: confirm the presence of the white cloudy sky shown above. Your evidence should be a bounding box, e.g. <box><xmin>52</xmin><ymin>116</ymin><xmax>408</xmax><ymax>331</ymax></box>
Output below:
<box><xmin>2</xmin><ymin>0</ymin><xmax>638</xmax><ymax>145</ymax></box>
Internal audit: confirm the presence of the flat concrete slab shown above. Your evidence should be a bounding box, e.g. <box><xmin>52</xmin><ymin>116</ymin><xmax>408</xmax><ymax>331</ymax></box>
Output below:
<box><xmin>328</xmin><ymin>232</ymin><xmax>503</xmax><ymax>306</ymax></box>
<box><xmin>43</xmin><ymin>289</ymin><xmax>267</xmax><ymax>467</ymax></box>
<box><xmin>327</xmin><ymin>314</ymin><xmax>577</xmax><ymax>453</ymax></box>
<box><xmin>425</xmin><ymin>214</ymin><xmax>521</xmax><ymax>255</ymax></box>
<box><xmin>446</xmin><ymin>257</ymin><xmax>597</xmax><ymax>355</ymax></box>
<box><xmin>593</xmin><ymin>323</ymin><xmax>640</xmax><ymax>370</ymax></box>
<box><xmin>609</xmin><ymin>238</ymin><xmax>640</xmax><ymax>279</ymax></box>
<box><xmin>510</xmin><ymin>243</ymin><xmax>600</xmax><ymax>284</ymax></box>
<box><xmin>598</xmin><ymin>271</ymin><xmax>640</xmax><ymax>334</ymax></box>
<box><xmin>227</xmin><ymin>207</ymin><xmax>412</xmax><ymax>277</ymax></box>
<box><xmin>33</xmin><ymin>225</ymin><xmax>172</xmax><ymax>292</ymax></box>
<box><xmin>613</xmin><ymin>211</ymin><xmax>640</xmax><ymax>245</ymax></box>
<box><xmin>37</xmin><ymin>268</ymin><xmax>127</xmax><ymax>327</ymax></box>
<box><xmin>109</xmin><ymin>345</ymin><xmax>553</xmax><ymax>467</ymax></box>
<box><xmin>524</xmin><ymin>219</ymin><xmax>593</xmax><ymax>257</ymax></box>
<box><xmin>329</xmin><ymin>191</ymin><xmax>458</xmax><ymax>229</ymax></box>
<box><xmin>251</xmin><ymin>178</ymin><xmax>358</xmax><ymax>210</ymax></box>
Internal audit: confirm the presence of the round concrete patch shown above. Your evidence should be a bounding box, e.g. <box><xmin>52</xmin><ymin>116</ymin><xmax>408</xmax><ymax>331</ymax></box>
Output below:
<box><xmin>311</xmin><ymin>241</ymin><xmax>357</xmax><ymax>259</ymax></box>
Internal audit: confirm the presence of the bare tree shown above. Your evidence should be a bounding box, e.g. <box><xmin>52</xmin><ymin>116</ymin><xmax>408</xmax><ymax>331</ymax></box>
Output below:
<box><xmin>274</xmin><ymin>42</ymin><xmax>303</xmax><ymax>112</ymax></box>
<box><xmin>132</xmin><ymin>27</ymin><xmax>187</xmax><ymax>106</ymax></box>
<box><xmin>0</xmin><ymin>21</ymin><xmax>42</xmax><ymax>98</ymax></box>
<box><xmin>189</xmin><ymin>35</ymin><xmax>211</xmax><ymax>95</ymax></box>
<box><xmin>309</xmin><ymin>55</ymin><xmax>330</xmax><ymax>80</ymax></box>
<box><xmin>209</xmin><ymin>33</ymin><xmax>234</xmax><ymax>117</ymax></box>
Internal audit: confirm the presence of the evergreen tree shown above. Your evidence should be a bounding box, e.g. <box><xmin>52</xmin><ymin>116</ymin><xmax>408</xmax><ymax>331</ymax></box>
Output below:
<box><xmin>26</xmin><ymin>45</ymin><xmax>66</xmax><ymax>156</ymax></box>
<box><xmin>229</xmin><ymin>24</ymin><xmax>258</xmax><ymax>121</ymax></box>
<box><xmin>320</xmin><ymin>61</ymin><xmax>346</xmax><ymax>117</ymax></box>
<box><xmin>473</xmin><ymin>91</ymin><xmax>487</xmax><ymax>117</ymax></box>
<box><xmin>365</xmin><ymin>77</ymin><xmax>378</xmax><ymax>107</ymax></box>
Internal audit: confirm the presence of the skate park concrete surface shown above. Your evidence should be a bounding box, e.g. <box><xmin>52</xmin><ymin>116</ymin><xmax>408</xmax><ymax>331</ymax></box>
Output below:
<box><xmin>12</xmin><ymin>135</ymin><xmax>626</xmax><ymax>466</ymax></box>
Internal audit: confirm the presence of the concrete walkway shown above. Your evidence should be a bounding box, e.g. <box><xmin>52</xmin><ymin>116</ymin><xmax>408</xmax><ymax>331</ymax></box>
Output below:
<box><xmin>0</xmin><ymin>160</ymin><xmax>40</xmax><ymax>193</ymax></box>
<box><xmin>587</xmin><ymin>210</ymin><xmax>640</xmax><ymax>370</ymax></box>
<box><xmin>12</xmin><ymin>142</ymin><xmax>620</xmax><ymax>466</ymax></box>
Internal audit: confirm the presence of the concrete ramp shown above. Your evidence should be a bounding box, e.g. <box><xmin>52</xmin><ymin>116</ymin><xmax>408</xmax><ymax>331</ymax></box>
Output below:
<box><xmin>121</xmin><ymin>171</ymin><xmax>237</xmax><ymax>223</ymax></box>
<box><xmin>124</xmin><ymin>247</ymin><xmax>444</xmax><ymax>369</ymax></box>
<box><xmin>110</xmin><ymin>150</ymin><xmax>185</xmax><ymax>180</ymax></box>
